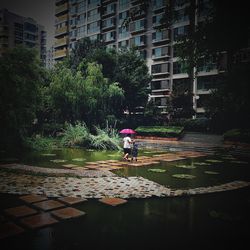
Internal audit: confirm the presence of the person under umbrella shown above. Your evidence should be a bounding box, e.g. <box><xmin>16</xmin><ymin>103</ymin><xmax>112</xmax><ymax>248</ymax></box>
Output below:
<box><xmin>122</xmin><ymin>134</ymin><xmax>132</xmax><ymax>161</ymax></box>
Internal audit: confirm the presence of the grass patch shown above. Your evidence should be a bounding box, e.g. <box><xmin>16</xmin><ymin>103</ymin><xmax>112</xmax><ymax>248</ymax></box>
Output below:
<box><xmin>135</xmin><ymin>126</ymin><xmax>184</xmax><ymax>138</ymax></box>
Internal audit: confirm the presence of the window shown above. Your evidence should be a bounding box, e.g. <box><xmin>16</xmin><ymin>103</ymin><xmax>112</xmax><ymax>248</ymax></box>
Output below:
<box><xmin>173</xmin><ymin>25</ymin><xmax>189</xmax><ymax>41</ymax></box>
<box><xmin>152</xmin><ymin>63</ymin><xmax>169</xmax><ymax>74</ymax></box>
<box><xmin>174</xmin><ymin>9</ymin><xmax>189</xmax><ymax>23</ymax></box>
<box><xmin>87</xmin><ymin>21</ymin><xmax>100</xmax><ymax>34</ymax></box>
<box><xmin>118</xmin><ymin>26</ymin><xmax>129</xmax><ymax>39</ymax></box>
<box><xmin>152</xmin><ymin>30</ymin><xmax>168</xmax><ymax>42</ymax></box>
<box><xmin>88</xmin><ymin>0</ymin><xmax>100</xmax><ymax>9</ymax></box>
<box><xmin>131</xmin><ymin>35</ymin><xmax>146</xmax><ymax>47</ymax></box>
<box><xmin>103</xmin><ymin>17</ymin><xmax>116</xmax><ymax>28</ymax></box>
<box><xmin>152</xmin><ymin>46</ymin><xmax>169</xmax><ymax>58</ymax></box>
<box><xmin>119</xmin><ymin>10</ymin><xmax>129</xmax><ymax>25</ymax></box>
<box><xmin>119</xmin><ymin>0</ymin><xmax>129</xmax><ymax>10</ymax></box>
<box><xmin>130</xmin><ymin>19</ymin><xmax>146</xmax><ymax>32</ymax></box>
<box><xmin>87</xmin><ymin>8</ymin><xmax>100</xmax><ymax>22</ymax></box>
<box><xmin>78</xmin><ymin>13</ymin><xmax>86</xmax><ymax>25</ymax></box>
<box><xmin>173</xmin><ymin>61</ymin><xmax>187</xmax><ymax>74</ymax></box>
<box><xmin>118</xmin><ymin>40</ymin><xmax>129</xmax><ymax>48</ymax></box>
<box><xmin>103</xmin><ymin>31</ymin><xmax>116</xmax><ymax>42</ymax></box>
<box><xmin>152</xmin><ymin>14</ymin><xmax>164</xmax><ymax>26</ymax></box>
<box><xmin>103</xmin><ymin>3</ymin><xmax>116</xmax><ymax>15</ymax></box>
<box><xmin>78</xmin><ymin>1</ymin><xmax>86</xmax><ymax>13</ymax></box>
<box><xmin>24</xmin><ymin>22</ymin><xmax>37</xmax><ymax>33</ymax></box>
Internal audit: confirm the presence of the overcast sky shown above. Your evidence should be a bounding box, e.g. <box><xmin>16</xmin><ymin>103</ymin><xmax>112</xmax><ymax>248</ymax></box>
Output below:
<box><xmin>0</xmin><ymin>0</ymin><xmax>55</xmax><ymax>48</ymax></box>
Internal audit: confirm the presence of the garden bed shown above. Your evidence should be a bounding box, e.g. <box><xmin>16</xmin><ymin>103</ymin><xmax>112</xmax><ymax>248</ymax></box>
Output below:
<box><xmin>135</xmin><ymin>126</ymin><xmax>184</xmax><ymax>140</ymax></box>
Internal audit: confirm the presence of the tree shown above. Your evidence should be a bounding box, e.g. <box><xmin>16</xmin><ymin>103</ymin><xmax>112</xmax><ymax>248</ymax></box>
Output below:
<box><xmin>0</xmin><ymin>46</ymin><xmax>45</xmax><ymax>149</ymax></box>
<box><xmin>114</xmin><ymin>48</ymin><xmax>152</xmax><ymax>115</ymax></box>
<box><xmin>46</xmin><ymin>61</ymin><xmax>124</xmax><ymax>128</ymax></box>
<box><xmin>68</xmin><ymin>37</ymin><xmax>105</xmax><ymax>70</ymax></box>
<box><xmin>204</xmin><ymin>62</ymin><xmax>250</xmax><ymax>133</ymax></box>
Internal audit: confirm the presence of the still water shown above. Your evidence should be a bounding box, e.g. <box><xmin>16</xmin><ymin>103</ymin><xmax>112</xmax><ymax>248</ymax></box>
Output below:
<box><xmin>0</xmin><ymin>147</ymin><xmax>250</xmax><ymax>250</ymax></box>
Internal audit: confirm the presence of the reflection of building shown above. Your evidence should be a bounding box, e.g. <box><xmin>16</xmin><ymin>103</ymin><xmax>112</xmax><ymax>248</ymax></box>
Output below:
<box><xmin>54</xmin><ymin>0</ymin><xmax>224</xmax><ymax>116</ymax></box>
<box><xmin>0</xmin><ymin>8</ymin><xmax>46</xmax><ymax>65</ymax></box>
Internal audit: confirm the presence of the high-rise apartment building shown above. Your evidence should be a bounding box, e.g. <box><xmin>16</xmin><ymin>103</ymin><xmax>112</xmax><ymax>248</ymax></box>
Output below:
<box><xmin>0</xmin><ymin>8</ymin><xmax>47</xmax><ymax>65</ymax></box>
<box><xmin>54</xmin><ymin>0</ymin><xmax>223</xmax><ymax>115</ymax></box>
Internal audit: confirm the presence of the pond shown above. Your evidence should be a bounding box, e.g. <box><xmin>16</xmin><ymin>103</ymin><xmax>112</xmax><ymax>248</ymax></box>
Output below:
<box><xmin>0</xmin><ymin>147</ymin><xmax>250</xmax><ymax>250</ymax></box>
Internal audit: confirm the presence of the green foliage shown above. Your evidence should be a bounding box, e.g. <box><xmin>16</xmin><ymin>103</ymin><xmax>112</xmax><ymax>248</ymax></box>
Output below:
<box><xmin>223</xmin><ymin>129</ymin><xmax>250</xmax><ymax>143</ymax></box>
<box><xmin>90</xmin><ymin>126</ymin><xmax>121</xmax><ymax>150</ymax></box>
<box><xmin>135</xmin><ymin>126</ymin><xmax>184</xmax><ymax>137</ymax></box>
<box><xmin>204</xmin><ymin>63</ymin><xmax>250</xmax><ymax>132</ymax></box>
<box><xmin>45</xmin><ymin>61</ymin><xmax>124</xmax><ymax>127</ymax></box>
<box><xmin>24</xmin><ymin>136</ymin><xmax>58</xmax><ymax>151</ymax></box>
<box><xmin>0</xmin><ymin>46</ymin><xmax>46</xmax><ymax>149</ymax></box>
<box><xmin>61</xmin><ymin>122</ymin><xmax>90</xmax><ymax>147</ymax></box>
<box><xmin>114</xmin><ymin>48</ymin><xmax>152</xmax><ymax>114</ymax></box>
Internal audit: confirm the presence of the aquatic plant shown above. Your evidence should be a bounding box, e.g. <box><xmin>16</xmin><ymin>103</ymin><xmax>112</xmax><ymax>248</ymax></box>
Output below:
<box><xmin>172</xmin><ymin>174</ymin><xmax>196</xmax><ymax>179</ymax></box>
<box><xmin>204</xmin><ymin>171</ymin><xmax>219</xmax><ymax>175</ymax></box>
<box><xmin>175</xmin><ymin>165</ymin><xmax>196</xmax><ymax>169</ymax></box>
<box><xmin>61</xmin><ymin>122</ymin><xmax>90</xmax><ymax>147</ymax></box>
<box><xmin>148</xmin><ymin>169</ymin><xmax>166</xmax><ymax>173</ymax></box>
<box><xmin>89</xmin><ymin>126</ymin><xmax>121</xmax><ymax>150</ymax></box>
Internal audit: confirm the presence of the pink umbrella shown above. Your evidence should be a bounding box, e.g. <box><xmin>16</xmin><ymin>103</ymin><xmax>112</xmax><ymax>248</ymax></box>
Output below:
<box><xmin>119</xmin><ymin>128</ymin><xmax>136</xmax><ymax>134</ymax></box>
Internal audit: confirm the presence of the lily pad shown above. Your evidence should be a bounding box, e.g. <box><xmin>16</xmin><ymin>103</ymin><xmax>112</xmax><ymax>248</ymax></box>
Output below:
<box><xmin>204</xmin><ymin>171</ymin><xmax>219</xmax><ymax>175</ymax></box>
<box><xmin>50</xmin><ymin>159</ymin><xmax>67</xmax><ymax>163</ymax></box>
<box><xmin>41</xmin><ymin>153</ymin><xmax>56</xmax><ymax>156</ymax></box>
<box><xmin>148</xmin><ymin>168</ymin><xmax>166</xmax><ymax>173</ymax></box>
<box><xmin>194</xmin><ymin>162</ymin><xmax>211</xmax><ymax>166</ymax></box>
<box><xmin>175</xmin><ymin>165</ymin><xmax>196</xmax><ymax>169</ymax></box>
<box><xmin>72</xmin><ymin>158</ymin><xmax>86</xmax><ymax>162</ymax></box>
<box><xmin>205</xmin><ymin>159</ymin><xmax>223</xmax><ymax>163</ymax></box>
<box><xmin>231</xmin><ymin>160</ymin><xmax>248</xmax><ymax>164</ymax></box>
<box><xmin>172</xmin><ymin>174</ymin><xmax>196</xmax><ymax>179</ymax></box>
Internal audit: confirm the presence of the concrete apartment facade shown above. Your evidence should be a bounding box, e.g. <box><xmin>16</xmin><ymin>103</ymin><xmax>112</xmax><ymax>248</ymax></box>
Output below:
<box><xmin>54</xmin><ymin>0</ymin><xmax>224</xmax><ymax>116</ymax></box>
<box><xmin>0</xmin><ymin>8</ymin><xmax>47</xmax><ymax>65</ymax></box>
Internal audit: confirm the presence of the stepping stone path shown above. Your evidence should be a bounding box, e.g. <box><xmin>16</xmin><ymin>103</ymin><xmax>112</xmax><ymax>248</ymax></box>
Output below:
<box><xmin>1</xmin><ymin>194</ymin><xmax>87</xmax><ymax>240</ymax></box>
<box><xmin>99</xmin><ymin>197</ymin><xmax>127</xmax><ymax>206</ymax></box>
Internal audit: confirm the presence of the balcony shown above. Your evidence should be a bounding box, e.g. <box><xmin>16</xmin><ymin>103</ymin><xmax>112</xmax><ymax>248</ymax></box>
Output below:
<box><xmin>130</xmin><ymin>19</ymin><xmax>146</xmax><ymax>34</ymax></box>
<box><xmin>54</xmin><ymin>48</ymin><xmax>68</xmax><ymax>59</ymax></box>
<box><xmin>55</xmin><ymin>3</ymin><xmax>68</xmax><ymax>16</ymax></box>
<box><xmin>151</xmin><ymin>63</ymin><xmax>170</xmax><ymax>75</ymax></box>
<box><xmin>102</xmin><ymin>18</ymin><xmax>116</xmax><ymax>31</ymax></box>
<box><xmin>152</xmin><ymin>30</ymin><xmax>170</xmax><ymax>44</ymax></box>
<box><xmin>54</xmin><ymin>36</ymin><xmax>68</xmax><ymax>47</ymax></box>
<box><xmin>152</xmin><ymin>47</ymin><xmax>170</xmax><ymax>60</ymax></box>
<box><xmin>55</xmin><ymin>26</ymin><xmax>68</xmax><ymax>37</ymax></box>
<box><xmin>55</xmin><ymin>14</ymin><xmax>68</xmax><ymax>24</ymax></box>
<box><xmin>102</xmin><ymin>4</ymin><xmax>116</xmax><ymax>18</ymax></box>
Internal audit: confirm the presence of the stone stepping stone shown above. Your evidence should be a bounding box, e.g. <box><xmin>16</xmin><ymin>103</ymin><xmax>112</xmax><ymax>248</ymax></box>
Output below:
<box><xmin>0</xmin><ymin>222</ymin><xmax>25</xmax><ymax>239</ymax></box>
<box><xmin>99</xmin><ymin>197</ymin><xmax>127</xmax><ymax>206</ymax></box>
<box><xmin>4</xmin><ymin>205</ymin><xmax>38</xmax><ymax>218</ymax></box>
<box><xmin>85</xmin><ymin>162</ymin><xmax>99</xmax><ymax>165</ymax></box>
<box><xmin>84</xmin><ymin>165</ymin><xmax>100</xmax><ymax>169</ymax></box>
<box><xmin>19</xmin><ymin>194</ymin><xmax>48</xmax><ymax>204</ymax></box>
<box><xmin>20</xmin><ymin>213</ymin><xmax>58</xmax><ymax>229</ymax></box>
<box><xmin>51</xmin><ymin>207</ymin><xmax>86</xmax><ymax>220</ymax></box>
<box><xmin>58</xmin><ymin>197</ymin><xmax>87</xmax><ymax>205</ymax></box>
<box><xmin>62</xmin><ymin>164</ymin><xmax>78</xmax><ymax>168</ymax></box>
<box><xmin>32</xmin><ymin>200</ymin><xmax>65</xmax><ymax>211</ymax></box>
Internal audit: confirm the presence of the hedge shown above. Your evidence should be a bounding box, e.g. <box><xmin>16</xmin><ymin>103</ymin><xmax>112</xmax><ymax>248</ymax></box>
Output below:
<box><xmin>135</xmin><ymin>126</ymin><xmax>184</xmax><ymax>138</ymax></box>
<box><xmin>223</xmin><ymin>129</ymin><xmax>250</xmax><ymax>143</ymax></box>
